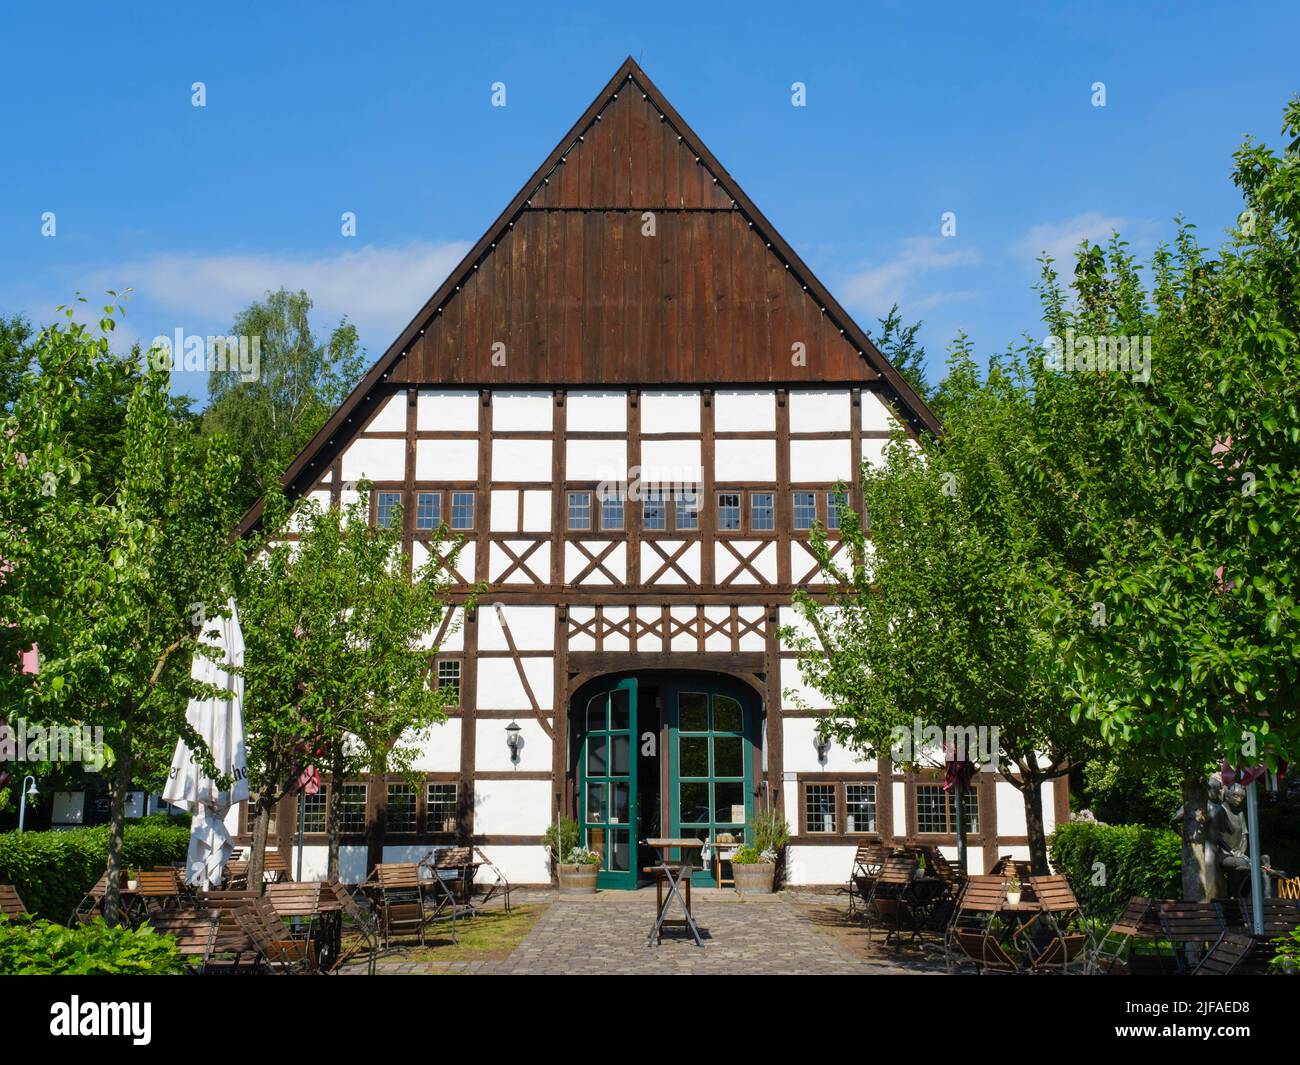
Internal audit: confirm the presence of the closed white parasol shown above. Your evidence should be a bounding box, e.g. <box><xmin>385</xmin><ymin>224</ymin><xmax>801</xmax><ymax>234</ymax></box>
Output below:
<box><xmin>163</xmin><ymin>599</ymin><xmax>249</xmax><ymax>888</ymax></box>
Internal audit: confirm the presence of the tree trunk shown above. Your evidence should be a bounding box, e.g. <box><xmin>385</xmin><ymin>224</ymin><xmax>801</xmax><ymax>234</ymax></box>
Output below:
<box><xmin>1021</xmin><ymin>774</ymin><xmax>1050</xmax><ymax>876</ymax></box>
<box><xmin>102</xmin><ymin>715</ymin><xmax>134</xmax><ymax>927</ymax></box>
<box><xmin>248</xmin><ymin>792</ymin><xmax>275</xmax><ymax>896</ymax></box>
<box><xmin>326</xmin><ymin>748</ymin><xmax>344</xmax><ymax>881</ymax></box>
<box><xmin>1180</xmin><ymin>773</ymin><xmax>1212</xmax><ymax>902</ymax></box>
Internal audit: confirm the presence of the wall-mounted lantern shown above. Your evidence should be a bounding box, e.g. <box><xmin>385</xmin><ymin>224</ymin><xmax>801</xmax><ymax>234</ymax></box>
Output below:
<box><xmin>506</xmin><ymin>721</ymin><xmax>523</xmax><ymax>767</ymax></box>
<box><xmin>814</xmin><ymin>726</ymin><xmax>832</xmax><ymax>768</ymax></box>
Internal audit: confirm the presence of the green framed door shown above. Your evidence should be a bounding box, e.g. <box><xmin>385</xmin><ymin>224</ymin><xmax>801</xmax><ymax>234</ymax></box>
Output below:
<box><xmin>578</xmin><ymin>677</ymin><xmax>638</xmax><ymax>889</ymax></box>
<box><xmin>666</xmin><ymin>681</ymin><xmax>754</xmax><ymax>886</ymax></box>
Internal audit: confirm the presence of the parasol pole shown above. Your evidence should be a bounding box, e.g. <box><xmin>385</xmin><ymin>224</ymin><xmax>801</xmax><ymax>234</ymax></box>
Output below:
<box><xmin>1245</xmin><ymin>778</ymin><xmax>1265</xmax><ymax>935</ymax></box>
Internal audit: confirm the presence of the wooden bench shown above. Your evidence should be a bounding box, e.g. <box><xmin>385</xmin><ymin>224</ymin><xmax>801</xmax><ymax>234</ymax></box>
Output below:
<box><xmin>1157</xmin><ymin>900</ymin><xmax>1227</xmax><ymax>974</ymax></box>
<box><xmin>148</xmin><ymin>910</ymin><xmax>219</xmax><ymax>972</ymax></box>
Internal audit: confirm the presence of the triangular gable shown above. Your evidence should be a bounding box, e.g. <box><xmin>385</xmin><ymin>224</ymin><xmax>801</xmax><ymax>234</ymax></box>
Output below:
<box><xmin>240</xmin><ymin>57</ymin><xmax>939</xmax><ymax>534</ymax></box>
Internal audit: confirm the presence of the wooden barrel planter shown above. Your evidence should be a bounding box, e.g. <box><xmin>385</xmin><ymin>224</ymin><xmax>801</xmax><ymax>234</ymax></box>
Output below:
<box><xmin>557</xmin><ymin>863</ymin><xmax>599</xmax><ymax>894</ymax></box>
<box><xmin>732</xmin><ymin>861</ymin><xmax>775</xmax><ymax>894</ymax></box>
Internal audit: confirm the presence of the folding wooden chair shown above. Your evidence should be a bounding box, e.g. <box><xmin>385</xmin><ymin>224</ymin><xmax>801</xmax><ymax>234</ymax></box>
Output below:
<box><xmin>945</xmin><ymin>875</ymin><xmax>1011</xmax><ymax>972</ymax></box>
<box><xmin>1191</xmin><ymin>932</ymin><xmax>1254</xmax><ymax>975</ymax></box>
<box><xmin>262</xmin><ymin>850</ymin><xmax>291</xmax><ymax>883</ymax></box>
<box><xmin>376</xmin><ymin>863</ymin><xmax>446</xmax><ymax>947</ymax></box>
<box><xmin>1089</xmin><ymin>896</ymin><xmax>1160</xmax><ymax>975</ymax></box>
<box><xmin>327</xmin><ymin>878</ymin><xmax>380</xmax><ymax>975</ymax></box>
<box><xmin>195</xmin><ymin>890</ymin><xmax>264</xmax><ymax>973</ymax></box>
<box><xmin>71</xmin><ymin>871</ymin><xmax>116</xmax><ymax>924</ymax></box>
<box><xmin>1157</xmin><ymin>900</ymin><xmax>1227</xmax><ymax>974</ymax></box>
<box><xmin>0</xmin><ymin>885</ymin><xmax>27</xmax><ymax>917</ymax></box>
<box><xmin>472</xmin><ymin>847</ymin><xmax>512</xmax><ymax>914</ymax></box>
<box><xmin>428</xmin><ymin>846</ymin><xmax>478</xmax><ymax>906</ymax></box>
<box><xmin>233</xmin><ymin>899</ymin><xmax>315</xmax><ymax>974</ymax></box>
<box><xmin>266</xmin><ymin>881</ymin><xmax>324</xmax><ymax>959</ymax></box>
<box><xmin>867</xmin><ymin>854</ymin><xmax>921</xmax><ymax>946</ymax></box>
<box><xmin>836</xmin><ymin>842</ymin><xmax>887</xmax><ymax>919</ymax></box>
<box><xmin>1025</xmin><ymin>875</ymin><xmax>1090</xmax><ymax>974</ymax></box>
<box><xmin>147</xmin><ymin>910</ymin><xmax>219</xmax><ymax>974</ymax></box>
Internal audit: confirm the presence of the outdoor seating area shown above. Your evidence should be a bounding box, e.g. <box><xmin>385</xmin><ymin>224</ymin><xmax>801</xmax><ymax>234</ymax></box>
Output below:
<box><xmin>838</xmin><ymin>847</ymin><xmax>1300</xmax><ymax>976</ymax></box>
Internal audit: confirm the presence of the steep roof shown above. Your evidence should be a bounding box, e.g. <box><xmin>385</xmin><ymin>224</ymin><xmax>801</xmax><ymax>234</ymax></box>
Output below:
<box><xmin>239</xmin><ymin>57</ymin><xmax>939</xmax><ymax>535</ymax></box>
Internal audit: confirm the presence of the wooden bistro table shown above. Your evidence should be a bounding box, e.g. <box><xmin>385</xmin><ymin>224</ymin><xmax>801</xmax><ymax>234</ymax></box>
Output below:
<box><xmin>644</xmin><ymin>839</ymin><xmax>704</xmax><ymax>948</ymax></box>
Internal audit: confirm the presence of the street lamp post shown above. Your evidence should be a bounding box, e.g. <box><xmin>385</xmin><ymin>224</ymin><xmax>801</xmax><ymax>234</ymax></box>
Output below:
<box><xmin>17</xmin><ymin>776</ymin><xmax>38</xmax><ymax>833</ymax></box>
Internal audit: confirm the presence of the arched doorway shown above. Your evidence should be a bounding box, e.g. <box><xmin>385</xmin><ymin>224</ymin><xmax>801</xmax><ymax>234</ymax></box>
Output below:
<box><xmin>571</xmin><ymin>671</ymin><xmax>763</xmax><ymax>889</ymax></box>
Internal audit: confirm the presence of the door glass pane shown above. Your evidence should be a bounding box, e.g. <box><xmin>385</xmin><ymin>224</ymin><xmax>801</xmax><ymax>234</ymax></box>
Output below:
<box><xmin>587</xmin><ymin>783</ymin><xmax>606</xmax><ymax>824</ymax></box>
<box><xmin>587</xmin><ymin>735</ymin><xmax>607</xmax><ymax>775</ymax></box>
<box><xmin>713</xmin><ymin>695</ymin><xmax>742</xmax><ymax>732</ymax></box>
<box><xmin>611</xmin><ymin>734</ymin><xmax>630</xmax><ymax>776</ymax></box>
<box><xmin>713</xmin><ymin>736</ymin><xmax>743</xmax><ymax>777</ymax></box>
<box><xmin>680</xmin><ymin>692</ymin><xmax>708</xmax><ymax>731</ymax></box>
<box><xmin>610</xmin><ymin>687</ymin><xmax>630</xmax><ymax>730</ymax></box>
<box><xmin>587</xmin><ymin>695</ymin><xmax>606</xmax><ymax>731</ymax></box>
<box><xmin>609</xmin><ymin>831</ymin><xmax>630</xmax><ymax>872</ymax></box>
<box><xmin>679</xmin><ymin>736</ymin><xmax>709</xmax><ymax>777</ymax></box>
<box><xmin>714</xmin><ymin>781</ymin><xmax>745</xmax><ymax>824</ymax></box>
<box><xmin>680</xmin><ymin>781</ymin><xmax>710</xmax><ymax>824</ymax></box>
<box><xmin>610</xmin><ymin>783</ymin><xmax>629</xmax><ymax>824</ymax></box>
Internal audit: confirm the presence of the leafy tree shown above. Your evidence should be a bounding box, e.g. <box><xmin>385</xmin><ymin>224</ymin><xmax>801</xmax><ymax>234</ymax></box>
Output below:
<box><xmin>1039</xmin><ymin>99</ymin><xmax>1300</xmax><ymax>899</ymax></box>
<box><xmin>202</xmin><ymin>289</ymin><xmax>365</xmax><ymax>514</ymax></box>
<box><xmin>236</xmin><ymin>487</ymin><xmax>470</xmax><ymax>885</ymax></box>
<box><xmin>787</xmin><ymin>339</ymin><xmax>1099</xmax><ymax>873</ymax></box>
<box><xmin>870</xmin><ymin>303</ymin><xmax>932</xmax><ymax>404</ymax></box>
<box><xmin>0</xmin><ymin>300</ymin><xmax>244</xmax><ymax>924</ymax></box>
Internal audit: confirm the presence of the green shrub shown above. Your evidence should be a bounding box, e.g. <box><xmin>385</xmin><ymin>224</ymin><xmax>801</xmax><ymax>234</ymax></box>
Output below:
<box><xmin>541</xmin><ymin>817</ymin><xmax>581</xmax><ymax>864</ymax></box>
<box><xmin>0</xmin><ymin>822</ymin><xmax>191</xmax><ymax>923</ymax></box>
<box><xmin>751</xmin><ymin>808</ymin><xmax>790</xmax><ymax>857</ymax></box>
<box><xmin>1271</xmin><ymin>928</ymin><xmax>1300</xmax><ymax>975</ymax></box>
<box><xmin>0</xmin><ymin>913</ymin><xmax>185</xmax><ymax>975</ymax></box>
<box><xmin>1049</xmin><ymin>820</ymin><xmax>1181</xmax><ymax>920</ymax></box>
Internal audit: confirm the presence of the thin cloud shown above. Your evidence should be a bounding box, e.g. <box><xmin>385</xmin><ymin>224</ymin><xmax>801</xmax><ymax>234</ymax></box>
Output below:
<box><xmin>837</xmin><ymin>236</ymin><xmax>981</xmax><ymax>320</ymax></box>
<box><xmin>1014</xmin><ymin>212</ymin><xmax>1128</xmax><ymax>265</ymax></box>
<box><xmin>81</xmin><ymin>240</ymin><xmax>472</xmax><ymax>339</ymax></box>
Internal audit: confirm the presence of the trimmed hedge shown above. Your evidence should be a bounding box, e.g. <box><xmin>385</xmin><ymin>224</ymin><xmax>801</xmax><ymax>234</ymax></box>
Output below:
<box><xmin>1049</xmin><ymin>820</ymin><xmax>1181</xmax><ymax>919</ymax></box>
<box><xmin>0</xmin><ymin>822</ymin><xmax>191</xmax><ymax>923</ymax></box>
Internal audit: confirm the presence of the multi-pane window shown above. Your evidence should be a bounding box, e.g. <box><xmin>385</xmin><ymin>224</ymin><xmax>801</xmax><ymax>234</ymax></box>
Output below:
<box><xmin>427</xmin><ymin>782</ymin><xmax>458</xmax><ymax>833</ymax></box>
<box><xmin>718</xmin><ymin>493</ymin><xmax>742</xmax><ymax>531</ymax></box>
<box><xmin>416</xmin><ymin>492</ymin><xmax>441</xmax><ymax>530</ymax></box>
<box><xmin>793</xmin><ymin>491</ymin><xmax>817</xmax><ymax>530</ymax></box>
<box><xmin>642</xmin><ymin>488</ymin><xmax>666</xmax><ymax>530</ymax></box>
<box><xmin>450</xmin><ymin>492</ymin><xmax>475</xmax><ymax>530</ymax></box>
<box><xmin>675</xmin><ymin>488</ymin><xmax>699</xmax><ymax>530</ymax></box>
<box><xmin>568</xmin><ymin>491</ymin><xmax>592</xmax><ymax>530</ymax></box>
<box><xmin>437</xmin><ymin>659</ymin><xmax>461</xmax><ymax>705</ymax></box>
<box><xmin>846</xmin><ymin>783</ymin><xmax>877</xmax><ymax>833</ymax></box>
<box><xmin>339</xmin><ymin>783</ymin><xmax>367</xmax><ymax>834</ymax></box>
<box><xmin>916</xmin><ymin>784</ymin><xmax>980</xmax><ymax>834</ymax></box>
<box><xmin>247</xmin><ymin>804</ymin><xmax>276</xmax><ymax>840</ymax></box>
<box><xmin>805</xmin><ymin>783</ymin><xmax>837</xmax><ymax>833</ymax></box>
<box><xmin>376</xmin><ymin>491</ymin><xmax>402</xmax><ymax>529</ymax></box>
<box><xmin>600</xmin><ymin>489</ymin><xmax>624</xmax><ymax>530</ymax></box>
<box><xmin>751</xmin><ymin>492</ymin><xmax>775</xmax><ymax>531</ymax></box>
<box><xmin>827</xmin><ymin>490</ymin><xmax>849</xmax><ymax>531</ymax></box>
<box><xmin>386</xmin><ymin>784</ymin><xmax>417</xmax><ymax>833</ymax></box>
<box><xmin>301</xmin><ymin>789</ymin><xmax>327</xmax><ymax>834</ymax></box>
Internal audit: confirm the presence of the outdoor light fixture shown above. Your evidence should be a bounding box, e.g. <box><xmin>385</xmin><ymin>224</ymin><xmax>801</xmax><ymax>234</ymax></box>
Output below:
<box><xmin>505</xmin><ymin>721</ymin><xmax>523</xmax><ymax>767</ymax></box>
<box><xmin>814</xmin><ymin>727</ymin><xmax>832</xmax><ymax>767</ymax></box>
<box><xmin>17</xmin><ymin>775</ymin><xmax>38</xmax><ymax>833</ymax></box>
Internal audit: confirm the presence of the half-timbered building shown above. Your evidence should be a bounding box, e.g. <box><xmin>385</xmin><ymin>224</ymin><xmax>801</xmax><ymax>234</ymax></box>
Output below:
<box><xmin>234</xmin><ymin>58</ymin><xmax>1064</xmax><ymax>887</ymax></box>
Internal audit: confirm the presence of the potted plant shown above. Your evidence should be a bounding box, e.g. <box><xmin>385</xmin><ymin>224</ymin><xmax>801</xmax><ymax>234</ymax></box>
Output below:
<box><xmin>914</xmin><ymin>853</ymin><xmax>927</xmax><ymax>880</ymax></box>
<box><xmin>1006</xmin><ymin>876</ymin><xmax>1022</xmax><ymax>906</ymax></box>
<box><xmin>731</xmin><ymin>808</ymin><xmax>790</xmax><ymax>894</ymax></box>
<box><xmin>543</xmin><ymin>817</ymin><xmax>600</xmax><ymax>894</ymax></box>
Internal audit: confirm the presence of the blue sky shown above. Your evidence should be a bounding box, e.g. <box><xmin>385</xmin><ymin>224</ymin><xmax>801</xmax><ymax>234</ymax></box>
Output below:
<box><xmin>2</xmin><ymin>1</ymin><xmax>1296</xmax><ymax>404</ymax></box>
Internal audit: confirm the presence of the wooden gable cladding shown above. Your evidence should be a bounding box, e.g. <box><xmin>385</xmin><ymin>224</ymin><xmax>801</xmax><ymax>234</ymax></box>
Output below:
<box><xmin>529</xmin><ymin>87</ymin><xmax>733</xmax><ymax>210</ymax></box>
<box><xmin>390</xmin><ymin>208</ymin><xmax>874</xmax><ymax>386</ymax></box>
